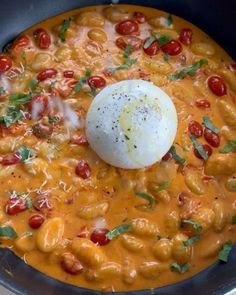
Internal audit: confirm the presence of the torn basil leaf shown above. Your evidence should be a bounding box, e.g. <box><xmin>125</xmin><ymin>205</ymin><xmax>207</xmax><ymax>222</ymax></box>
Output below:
<box><xmin>219</xmin><ymin>140</ymin><xmax>236</xmax><ymax>154</ymax></box>
<box><xmin>74</xmin><ymin>69</ymin><xmax>92</xmax><ymax>93</ymax></box>
<box><xmin>107</xmin><ymin>58</ymin><xmax>137</xmax><ymax>74</ymax></box>
<box><xmin>166</xmin><ymin>14</ymin><xmax>173</xmax><ymax>26</ymax></box>
<box><xmin>154</xmin><ymin>181</ymin><xmax>169</xmax><ymax>193</ymax></box>
<box><xmin>190</xmin><ymin>135</ymin><xmax>209</xmax><ymax>160</ymax></box>
<box><xmin>135</xmin><ymin>192</ymin><xmax>156</xmax><ymax>210</ymax></box>
<box><xmin>202</xmin><ymin>116</ymin><xmax>219</xmax><ymax>134</ymax></box>
<box><xmin>170</xmin><ymin>146</ymin><xmax>186</xmax><ymax>164</ymax></box>
<box><xmin>0</xmin><ymin>105</ymin><xmax>23</xmax><ymax>127</ymax></box>
<box><xmin>59</xmin><ymin>17</ymin><xmax>72</xmax><ymax>42</ymax></box>
<box><xmin>17</xmin><ymin>145</ymin><xmax>34</xmax><ymax>162</ymax></box>
<box><xmin>9</xmin><ymin>93</ymin><xmax>31</xmax><ymax>105</ymax></box>
<box><xmin>218</xmin><ymin>241</ymin><xmax>233</xmax><ymax>262</ymax></box>
<box><xmin>106</xmin><ymin>224</ymin><xmax>133</xmax><ymax>240</ymax></box>
<box><xmin>0</xmin><ymin>226</ymin><xmax>17</xmax><ymax>238</ymax></box>
<box><xmin>182</xmin><ymin>219</ymin><xmax>202</xmax><ymax>233</ymax></box>
<box><xmin>28</xmin><ymin>78</ymin><xmax>39</xmax><ymax>90</ymax></box>
<box><xmin>123</xmin><ymin>43</ymin><xmax>132</xmax><ymax>58</ymax></box>
<box><xmin>183</xmin><ymin>234</ymin><xmax>201</xmax><ymax>246</ymax></box>
<box><xmin>170</xmin><ymin>262</ymin><xmax>190</xmax><ymax>273</ymax></box>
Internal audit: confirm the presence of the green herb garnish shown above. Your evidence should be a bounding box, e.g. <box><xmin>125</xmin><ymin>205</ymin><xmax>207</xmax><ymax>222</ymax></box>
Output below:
<box><xmin>123</xmin><ymin>43</ymin><xmax>132</xmax><ymax>58</ymax></box>
<box><xmin>25</xmin><ymin>195</ymin><xmax>33</xmax><ymax>209</ymax></box>
<box><xmin>168</xmin><ymin>59</ymin><xmax>208</xmax><ymax>80</ymax></box>
<box><xmin>182</xmin><ymin>219</ymin><xmax>202</xmax><ymax>233</ymax></box>
<box><xmin>0</xmin><ymin>105</ymin><xmax>23</xmax><ymax>127</ymax></box>
<box><xmin>59</xmin><ymin>17</ymin><xmax>72</xmax><ymax>42</ymax></box>
<box><xmin>74</xmin><ymin>69</ymin><xmax>92</xmax><ymax>93</ymax></box>
<box><xmin>106</xmin><ymin>224</ymin><xmax>133</xmax><ymax>240</ymax></box>
<box><xmin>183</xmin><ymin>234</ymin><xmax>201</xmax><ymax>246</ymax></box>
<box><xmin>107</xmin><ymin>58</ymin><xmax>137</xmax><ymax>74</ymax></box>
<box><xmin>28</xmin><ymin>78</ymin><xmax>38</xmax><ymax>90</ymax></box>
<box><xmin>0</xmin><ymin>87</ymin><xmax>5</xmax><ymax>96</ymax></box>
<box><xmin>143</xmin><ymin>34</ymin><xmax>171</xmax><ymax>49</ymax></box>
<box><xmin>154</xmin><ymin>181</ymin><xmax>169</xmax><ymax>193</ymax></box>
<box><xmin>163</xmin><ymin>52</ymin><xmax>169</xmax><ymax>62</ymax></box>
<box><xmin>166</xmin><ymin>14</ymin><xmax>173</xmax><ymax>26</ymax></box>
<box><xmin>135</xmin><ymin>192</ymin><xmax>156</xmax><ymax>210</ymax></box>
<box><xmin>17</xmin><ymin>145</ymin><xmax>34</xmax><ymax>162</ymax></box>
<box><xmin>232</xmin><ymin>216</ymin><xmax>236</xmax><ymax>224</ymax></box>
<box><xmin>219</xmin><ymin>140</ymin><xmax>236</xmax><ymax>154</ymax></box>
<box><xmin>218</xmin><ymin>241</ymin><xmax>233</xmax><ymax>262</ymax></box>
<box><xmin>9</xmin><ymin>93</ymin><xmax>31</xmax><ymax>105</ymax></box>
<box><xmin>190</xmin><ymin>135</ymin><xmax>208</xmax><ymax>160</ymax></box>
<box><xmin>202</xmin><ymin>116</ymin><xmax>219</xmax><ymax>134</ymax></box>
<box><xmin>0</xmin><ymin>226</ymin><xmax>17</xmax><ymax>238</ymax></box>
<box><xmin>170</xmin><ymin>146</ymin><xmax>186</xmax><ymax>164</ymax></box>
<box><xmin>170</xmin><ymin>262</ymin><xmax>190</xmax><ymax>273</ymax></box>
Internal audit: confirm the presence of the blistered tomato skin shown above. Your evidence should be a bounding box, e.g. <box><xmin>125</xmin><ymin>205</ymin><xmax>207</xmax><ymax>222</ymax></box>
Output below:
<box><xmin>37</xmin><ymin>68</ymin><xmax>58</xmax><ymax>81</ymax></box>
<box><xmin>188</xmin><ymin>121</ymin><xmax>203</xmax><ymax>138</ymax></box>
<box><xmin>133</xmin><ymin>11</ymin><xmax>146</xmax><ymax>23</ymax></box>
<box><xmin>115</xmin><ymin>36</ymin><xmax>142</xmax><ymax>51</ymax></box>
<box><xmin>75</xmin><ymin>160</ymin><xmax>91</xmax><ymax>179</ymax></box>
<box><xmin>0</xmin><ymin>55</ymin><xmax>12</xmax><ymax>73</ymax></box>
<box><xmin>34</xmin><ymin>28</ymin><xmax>51</xmax><ymax>49</ymax></box>
<box><xmin>143</xmin><ymin>39</ymin><xmax>160</xmax><ymax>56</ymax></box>
<box><xmin>207</xmin><ymin>76</ymin><xmax>227</xmax><ymax>96</ymax></box>
<box><xmin>28</xmin><ymin>214</ymin><xmax>45</xmax><ymax>229</ymax></box>
<box><xmin>194</xmin><ymin>144</ymin><xmax>212</xmax><ymax>159</ymax></box>
<box><xmin>204</xmin><ymin>128</ymin><xmax>220</xmax><ymax>147</ymax></box>
<box><xmin>5</xmin><ymin>198</ymin><xmax>28</xmax><ymax>215</ymax></box>
<box><xmin>88</xmin><ymin>76</ymin><xmax>106</xmax><ymax>89</ymax></box>
<box><xmin>195</xmin><ymin>99</ymin><xmax>211</xmax><ymax>109</ymax></box>
<box><xmin>161</xmin><ymin>40</ymin><xmax>182</xmax><ymax>56</ymax></box>
<box><xmin>115</xmin><ymin>20</ymin><xmax>139</xmax><ymax>35</ymax></box>
<box><xmin>179</xmin><ymin>28</ymin><xmax>193</xmax><ymax>45</ymax></box>
<box><xmin>90</xmin><ymin>228</ymin><xmax>110</xmax><ymax>246</ymax></box>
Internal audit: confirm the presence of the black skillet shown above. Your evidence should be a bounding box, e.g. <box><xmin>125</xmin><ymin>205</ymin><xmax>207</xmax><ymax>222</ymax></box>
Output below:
<box><xmin>0</xmin><ymin>0</ymin><xmax>236</xmax><ymax>294</ymax></box>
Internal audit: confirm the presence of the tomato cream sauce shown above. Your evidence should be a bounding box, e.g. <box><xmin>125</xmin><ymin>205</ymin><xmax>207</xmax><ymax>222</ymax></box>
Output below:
<box><xmin>0</xmin><ymin>4</ymin><xmax>235</xmax><ymax>292</ymax></box>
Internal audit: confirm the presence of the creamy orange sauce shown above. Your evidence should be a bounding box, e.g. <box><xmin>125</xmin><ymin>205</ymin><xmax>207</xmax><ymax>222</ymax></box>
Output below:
<box><xmin>0</xmin><ymin>4</ymin><xmax>235</xmax><ymax>292</ymax></box>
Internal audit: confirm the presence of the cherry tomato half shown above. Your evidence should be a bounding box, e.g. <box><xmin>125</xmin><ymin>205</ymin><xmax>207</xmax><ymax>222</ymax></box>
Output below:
<box><xmin>33</xmin><ymin>28</ymin><xmax>51</xmax><ymax>49</ymax></box>
<box><xmin>0</xmin><ymin>55</ymin><xmax>12</xmax><ymax>73</ymax></box>
<box><xmin>75</xmin><ymin>160</ymin><xmax>91</xmax><ymax>179</ymax></box>
<box><xmin>207</xmin><ymin>75</ymin><xmax>227</xmax><ymax>96</ymax></box>
<box><xmin>162</xmin><ymin>151</ymin><xmax>173</xmax><ymax>161</ymax></box>
<box><xmin>188</xmin><ymin>121</ymin><xmax>203</xmax><ymax>138</ymax></box>
<box><xmin>161</xmin><ymin>40</ymin><xmax>182</xmax><ymax>56</ymax></box>
<box><xmin>204</xmin><ymin>128</ymin><xmax>220</xmax><ymax>147</ymax></box>
<box><xmin>11</xmin><ymin>35</ymin><xmax>30</xmax><ymax>51</ymax></box>
<box><xmin>194</xmin><ymin>144</ymin><xmax>212</xmax><ymax>159</ymax></box>
<box><xmin>1</xmin><ymin>153</ymin><xmax>20</xmax><ymax>165</ymax></box>
<box><xmin>5</xmin><ymin>197</ymin><xmax>27</xmax><ymax>215</ymax></box>
<box><xmin>90</xmin><ymin>228</ymin><xmax>110</xmax><ymax>246</ymax></box>
<box><xmin>37</xmin><ymin>68</ymin><xmax>57</xmax><ymax>81</ymax></box>
<box><xmin>115</xmin><ymin>36</ymin><xmax>142</xmax><ymax>51</ymax></box>
<box><xmin>63</xmin><ymin>70</ymin><xmax>74</xmax><ymax>78</ymax></box>
<box><xmin>115</xmin><ymin>20</ymin><xmax>139</xmax><ymax>35</ymax></box>
<box><xmin>179</xmin><ymin>28</ymin><xmax>193</xmax><ymax>45</ymax></box>
<box><xmin>143</xmin><ymin>38</ymin><xmax>160</xmax><ymax>56</ymax></box>
<box><xmin>28</xmin><ymin>214</ymin><xmax>45</xmax><ymax>229</ymax></box>
<box><xmin>195</xmin><ymin>99</ymin><xmax>211</xmax><ymax>109</ymax></box>
<box><xmin>133</xmin><ymin>11</ymin><xmax>146</xmax><ymax>23</ymax></box>
<box><xmin>87</xmin><ymin>76</ymin><xmax>106</xmax><ymax>89</ymax></box>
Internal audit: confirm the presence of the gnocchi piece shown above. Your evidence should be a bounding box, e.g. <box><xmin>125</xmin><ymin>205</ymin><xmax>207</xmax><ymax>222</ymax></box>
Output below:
<box><xmin>191</xmin><ymin>42</ymin><xmax>215</xmax><ymax>56</ymax></box>
<box><xmin>15</xmin><ymin>233</ymin><xmax>36</xmax><ymax>252</ymax></box>
<box><xmin>31</xmin><ymin>53</ymin><xmax>53</xmax><ymax>71</ymax></box>
<box><xmin>165</xmin><ymin>210</ymin><xmax>181</xmax><ymax>235</ymax></box>
<box><xmin>152</xmin><ymin>28</ymin><xmax>179</xmax><ymax>39</ymax></box>
<box><xmin>71</xmin><ymin>238</ymin><xmax>106</xmax><ymax>267</ymax></box>
<box><xmin>77</xmin><ymin>201</ymin><xmax>109</xmax><ymax>219</ymax></box>
<box><xmin>172</xmin><ymin>233</ymin><xmax>191</xmax><ymax>264</ymax></box>
<box><xmin>143</xmin><ymin>58</ymin><xmax>172</xmax><ymax>74</ymax></box>
<box><xmin>122</xmin><ymin>258</ymin><xmax>137</xmax><ymax>285</ymax></box>
<box><xmin>0</xmin><ymin>166</ymin><xmax>15</xmax><ymax>177</ymax></box>
<box><xmin>199</xmin><ymin>236</ymin><xmax>223</xmax><ymax>258</ymax></box>
<box><xmin>192</xmin><ymin>208</ymin><xmax>215</xmax><ymax>231</ymax></box>
<box><xmin>131</xmin><ymin>218</ymin><xmax>159</xmax><ymax>236</ymax></box>
<box><xmin>152</xmin><ymin>239</ymin><xmax>173</xmax><ymax>261</ymax></box>
<box><xmin>139</xmin><ymin>261</ymin><xmax>168</xmax><ymax>279</ymax></box>
<box><xmin>98</xmin><ymin>262</ymin><xmax>122</xmax><ymax>279</ymax></box>
<box><xmin>150</xmin><ymin>74</ymin><xmax>168</xmax><ymax>87</ymax></box>
<box><xmin>212</xmin><ymin>201</ymin><xmax>228</xmax><ymax>232</ymax></box>
<box><xmin>205</xmin><ymin>153</ymin><xmax>236</xmax><ymax>176</ymax></box>
<box><xmin>24</xmin><ymin>158</ymin><xmax>49</xmax><ymax>175</ymax></box>
<box><xmin>55</xmin><ymin>46</ymin><xmax>73</xmax><ymax>61</ymax></box>
<box><xmin>218</xmin><ymin>69</ymin><xmax>236</xmax><ymax>92</ymax></box>
<box><xmin>218</xmin><ymin>100</ymin><xmax>236</xmax><ymax>127</ymax></box>
<box><xmin>184</xmin><ymin>169</ymin><xmax>205</xmax><ymax>195</ymax></box>
<box><xmin>221</xmin><ymin>126</ymin><xmax>236</xmax><ymax>141</ymax></box>
<box><xmin>76</xmin><ymin>11</ymin><xmax>105</xmax><ymax>27</ymax></box>
<box><xmin>87</xmin><ymin>29</ymin><xmax>107</xmax><ymax>43</ymax></box>
<box><xmin>103</xmin><ymin>7</ymin><xmax>131</xmax><ymax>23</ymax></box>
<box><xmin>121</xmin><ymin>234</ymin><xmax>144</xmax><ymax>252</ymax></box>
<box><xmin>36</xmin><ymin>217</ymin><xmax>64</xmax><ymax>253</ymax></box>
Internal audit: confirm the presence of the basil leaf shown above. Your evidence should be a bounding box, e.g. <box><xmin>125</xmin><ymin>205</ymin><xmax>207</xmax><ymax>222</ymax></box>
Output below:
<box><xmin>0</xmin><ymin>87</ymin><xmax>5</xmax><ymax>96</ymax></box>
<box><xmin>170</xmin><ymin>262</ymin><xmax>190</xmax><ymax>273</ymax></box>
<box><xmin>154</xmin><ymin>181</ymin><xmax>169</xmax><ymax>193</ymax></box>
<box><xmin>74</xmin><ymin>69</ymin><xmax>92</xmax><ymax>93</ymax></box>
<box><xmin>182</xmin><ymin>219</ymin><xmax>202</xmax><ymax>233</ymax></box>
<box><xmin>9</xmin><ymin>93</ymin><xmax>31</xmax><ymax>105</ymax></box>
<box><xmin>107</xmin><ymin>58</ymin><xmax>137</xmax><ymax>74</ymax></box>
<box><xmin>135</xmin><ymin>192</ymin><xmax>156</xmax><ymax>210</ymax></box>
<box><xmin>17</xmin><ymin>145</ymin><xmax>34</xmax><ymax>162</ymax></box>
<box><xmin>166</xmin><ymin>14</ymin><xmax>173</xmax><ymax>26</ymax></box>
<box><xmin>25</xmin><ymin>196</ymin><xmax>33</xmax><ymax>209</ymax></box>
<box><xmin>202</xmin><ymin>116</ymin><xmax>219</xmax><ymax>134</ymax></box>
<box><xmin>59</xmin><ymin>17</ymin><xmax>72</xmax><ymax>42</ymax></box>
<box><xmin>28</xmin><ymin>78</ymin><xmax>39</xmax><ymax>90</ymax></box>
<box><xmin>183</xmin><ymin>234</ymin><xmax>201</xmax><ymax>246</ymax></box>
<box><xmin>143</xmin><ymin>36</ymin><xmax>156</xmax><ymax>49</ymax></box>
<box><xmin>106</xmin><ymin>224</ymin><xmax>133</xmax><ymax>240</ymax></box>
<box><xmin>232</xmin><ymin>216</ymin><xmax>236</xmax><ymax>224</ymax></box>
<box><xmin>170</xmin><ymin>146</ymin><xmax>186</xmax><ymax>164</ymax></box>
<box><xmin>168</xmin><ymin>59</ymin><xmax>208</xmax><ymax>80</ymax></box>
<box><xmin>163</xmin><ymin>52</ymin><xmax>169</xmax><ymax>62</ymax></box>
<box><xmin>154</xmin><ymin>34</ymin><xmax>171</xmax><ymax>46</ymax></box>
<box><xmin>219</xmin><ymin>140</ymin><xmax>236</xmax><ymax>154</ymax></box>
<box><xmin>123</xmin><ymin>43</ymin><xmax>132</xmax><ymax>58</ymax></box>
<box><xmin>0</xmin><ymin>226</ymin><xmax>17</xmax><ymax>238</ymax></box>
<box><xmin>0</xmin><ymin>105</ymin><xmax>23</xmax><ymax>127</ymax></box>
<box><xmin>190</xmin><ymin>135</ymin><xmax>208</xmax><ymax>160</ymax></box>
<box><xmin>218</xmin><ymin>241</ymin><xmax>233</xmax><ymax>262</ymax></box>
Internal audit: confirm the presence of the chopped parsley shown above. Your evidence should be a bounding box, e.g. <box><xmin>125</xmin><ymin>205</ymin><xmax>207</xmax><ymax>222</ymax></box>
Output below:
<box><xmin>74</xmin><ymin>69</ymin><xmax>92</xmax><ymax>93</ymax></box>
<box><xmin>0</xmin><ymin>226</ymin><xmax>17</xmax><ymax>238</ymax></box>
<box><xmin>170</xmin><ymin>262</ymin><xmax>190</xmax><ymax>273</ymax></box>
<box><xmin>143</xmin><ymin>34</ymin><xmax>171</xmax><ymax>49</ymax></box>
<box><xmin>170</xmin><ymin>146</ymin><xmax>186</xmax><ymax>164</ymax></box>
<box><xmin>135</xmin><ymin>192</ymin><xmax>156</xmax><ymax>210</ymax></box>
<box><xmin>168</xmin><ymin>59</ymin><xmax>208</xmax><ymax>80</ymax></box>
<box><xmin>182</xmin><ymin>219</ymin><xmax>202</xmax><ymax>233</ymax></box>
<box><xmin>183</xmin><ymin>234</ymin><xmax>201</xmax><ymax>246</ymax></box>
<box><xmin>166</xmin><ymin>14</ymin><xmax>173</xmax><ymax>26</ymax></box>
<box><xmin>17</xmin><ymin>145</ymin><xmax>34</xmax><ymax>162</ymax></box>
<box><xmin>190</xmin><ymin>135</ymin><xmax>209</xmax><ymax>160</ymax></box>
<box><xmin>202</xmin><ymin>116</ymin><xmax>219</xmax><ymax>134</ymax></box>
<box><xmin>107</xmin><ymin>58</ymin><xmax>137</xmax><ymax>74</ymax></box>
<box><xmin>218</xmin><ymin>241</ymin><xmax>233</xmax><ymax>262</ymax></box>
<box><xmin>123</xmin><ymin>43</ymin><xmax>132</xmax><ymax>58</ymax></box>
<box><xmin>9</xmin><ymin>93</ymin><xmax>31</xmax><ymax>105</ymax></box>
<box><xmin>106</xmin><ymin>224</ymin><xmax>133</xmax><ymax>240</ymax></box>
<box><xmin>154</xmin><ymin>181</ymin><xmax>169</xmax><ymax>193</ymax></box>
<box><xmin>219</xmin><ymin>140</ymin><xmax>236</xmax><ymax>154</ymax></box>
<box><xmin>0</xmin><ymin>87</ymin><xmax>5</xmax><ymax>96</ymax></box>
<box><xmin>0</xmin><ymin>105</ymin><xmax>23</xmax><ymax>127</ymax></box>
<box><xmin>59</xmin><ymin>17</ymin><xmax>72</xmax><ymax>42</ymax></box>
<box><xmin>232</xmin><ymin>216</ymin><xmax>236</xmax><ymax>224</ymax></box>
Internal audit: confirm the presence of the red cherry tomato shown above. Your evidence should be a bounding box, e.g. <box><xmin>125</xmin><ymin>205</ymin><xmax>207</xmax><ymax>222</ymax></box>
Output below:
<box><xmin>161</xmin><ymin>40</ymin><xmax>182</xmax><ymax>56</ymax></box>
<box><xmin>115</xmin><ymin>20</ymin><xmax>139</xmax><ymax>35</ymax></box>
<box><xmin>32</xmin><ymin>123</ymin><xmax>53</xmax><ymax>139</ymax></box>
<box><xmin>188</xmin><ymin>121</ymin><xmax>203</xmax><ymax>138</ymax></box>
<box><xmin>37</xmin><ymin>68</ymin><xmax>57</xmax><ymax>82</ymax></box>
<box><xmin>194</xmin><ymin>144</ymin><xmax>212</xmax><ymax>159</ymax></box>
<box><xmin>61</xmin><ymin>252</ymin><xmax>83</xmax><ymax>275</ymax></box>
<box><xmin>143</xmin><ymin>38</ymin><xmax>160</xmax><ymax>56</ymax></box>
<box><xmin>33</xmin><ymin>193</ymin><xmax>52</xmax><ymax>211</ymax></box>
<box><xmin>75</xmin><ymin>160</ymin><xmax>91</xmax><ymax>179</ymax></box>
<box><xmin>28</xmin><ymin>214</ymin><xmax>45</xmax><ymax>229</ymax></box>
<box><xmin>87</xmin><ymin>76</ymin><xmax>106</xmax><ymax>89</ymax></box>
<box><xmin>0</xmin><ymin>55</ymin><xmax>12</xmax><ymax>73</ymax></box>
<box><xmin>5</xmin><ymin>197</ymin><xmax>27</xmax><ymax>215</ymax></box>
<box><xmin>63</xmin><ymin>70</ymin><xmax>74</xmax><ymax>78</ymax></box>
<box><xmin>195</xmin><ymin>99</ymin><xmax>211</xmax><ymax>109</ymax></box>
<box><xmin>204</xmin><ymin>128</ymin><xmax>220</xmax><ymax>147</ymax></box>
<box><xmin>162</xmin><ymin>151</ymin><xmax>173</xmax><ymax>161</ymax></box>
<box><xmin>29</xmin><ymin>94</ymin><xmax>49</xmax><ymax>119</ymax></box>
<box><xmin>207</xmin><ymin>76</ymin><xmax>227</xmax><ymax>96</ymax></box>
<box><xmin>115</xmin><ymin>36</ymin><xmax>142</xmax><ymax>51</ymax></box>
<box><xmin>179</xmin><ymin>28</ymin><xmax>193</xmax><ymax>45</ymax></box>
<box><xmin>1</xmin><ymin>152</ymin><xmax>20</xmax><ymax>165</ymax></box>
<box><xmin>33</xmin><ymin>28</ymin><xmax>51</xmax><ymax>49</ymax></box>
<box><xmin>11</xmin><ymin>35</ymin><xmax>30</xmax><ymax>51</ymax></box>
<box><xmin>133</xmin><ymin>11</ymin><xmax>146</xmax><ymax>23</ymax></box>
<box><xmin>90</xmin><ymin>228</ymin><xmax>110</xmax><ymax>246</ymax></box>
<box><xmin>70</xmin><ymin>135</ymin><xmax>88</xmax><ymax>145</ymax></box>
